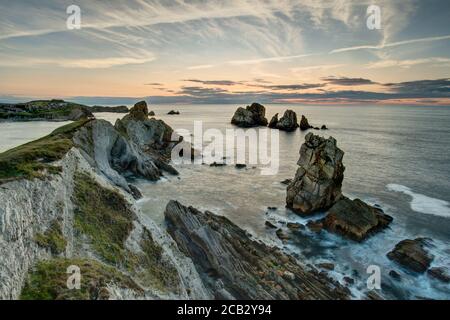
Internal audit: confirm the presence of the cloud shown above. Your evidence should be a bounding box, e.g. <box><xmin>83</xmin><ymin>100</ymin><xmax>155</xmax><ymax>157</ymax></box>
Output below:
<box><xmin>144</xmin><ymin>83</ymin><xmax>164</xmax><ymax>86</ymax></box>
<box><xmin>183</xmin><ymin>79</ymin><xmax>242</xmax><ymax>86</ymax></box>
<box><xmin>187</xmin><ymin>65</ymin><xmax>215</xmax><ymax>70</ymax></box>
<box><xmin>383</xmin><ymin>78</ymin><xmax>450</xmax><ymax>95</ymax></box>
<box><xmin>321</xmin><ymin>77</ymin><xmax>377</xmax><ymax>86</ymax></box>
<box><xmin>366</xmin><ymin>57</ymin><xmax>450</xmax><ymax>69</ymax></box>
<box><xmin>330</xmin><ymin>34</ymin><xmax>450</xmax><ymax>54</ymax></box>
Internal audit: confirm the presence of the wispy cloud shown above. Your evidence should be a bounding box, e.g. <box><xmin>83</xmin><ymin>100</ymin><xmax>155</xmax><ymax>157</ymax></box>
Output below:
<box><xmin>321</xmin><ymin>76</ymin><xmax>377</xmax><ymax>86</ymax></box>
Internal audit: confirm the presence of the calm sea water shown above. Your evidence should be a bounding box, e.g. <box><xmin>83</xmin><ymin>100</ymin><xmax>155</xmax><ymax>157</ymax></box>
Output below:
<box><xmin>1</xmin><ymin>104</ymin><xmax>449</xmax><ymax>299</ymax></box>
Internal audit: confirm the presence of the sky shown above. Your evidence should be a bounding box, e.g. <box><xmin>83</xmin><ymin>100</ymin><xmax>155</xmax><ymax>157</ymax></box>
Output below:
<box><xmin>0</xmin><ymin>0</ymin><xmax>449</xmax><ymax>105</ymax></box>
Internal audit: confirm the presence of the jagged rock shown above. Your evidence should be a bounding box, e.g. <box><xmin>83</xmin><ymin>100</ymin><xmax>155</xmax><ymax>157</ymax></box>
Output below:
<box><xmin>275</xmin><ymin>110</ymin><xmax>299</xmax><ymax>131</ymax></box>
<box><xmin>306</xmin><ymin>220</ymin><xmax>323</xmax><ymax>233</ymax></box>
<box><xmin>164</xmin><ymin>200</ymin><xmax>350</xmax><ymax>300</ymax></box>
<box><xmin>167</xmin><ymin>110</ymin><xmax>180</xmax><ymax>115</ymax></box>
<box><xmin>276</xmin><ymin>229</ymin><xmax>290</xmax><ymax>241</ymax></box>
<box><xmin>428</xmin><ymin>267</ymin><xmax>450</xmax><ymax>283</ymax></box>
<box><xmin>287</xmin><ymin>222</ymin><xmax>304</xmax><ymax>231</ymax></box>
<box><xmin>265</xmin><ymin>221</ymin><xmax>277</xmax><ymax>229</ymax></box>
<box><xmin>129</xmin><ymin>100</ymin><xmax>148</xmax><ymax>119</ymax></box>
<box><xmin>127</xmin><ymin>184</ymin><xmax>142</xmax><ymax>199</ymax></box>
<box><xmin>389</xmin><ymin>270</ymin><xmax>401</xmax><ymax>281</ymax></box>
<box><xmin>299</xmin><ymin>115</ymin><xmax>313</xmax><ymax>131</ymax></box>
<box><xmin>286</xmin><ymin>133</ymin><xmax>345</xmax><ymax>215</ymax></box>
<box><xmin>268</xmin><ymin>113</ymin><xmax>278</xmax><ymax>128</ymax></box>
<box><xmin>316</xmin><ymin>263</ymin><xmax>335</xmax><ymax>271</ymax></box>
<box><xmin>387</xmin><ymin>238</ymin><xmax>434</xmax><ymax>273</ymax></box>
<box><xmin>322</xmin><ymin>197</ymin><xmax>393</xmax><ymax>242</ymax></box>
<box><xmin>231</xmin><ymin>103</ymin><xmax>268</xmax><ymax>127</ymax></box>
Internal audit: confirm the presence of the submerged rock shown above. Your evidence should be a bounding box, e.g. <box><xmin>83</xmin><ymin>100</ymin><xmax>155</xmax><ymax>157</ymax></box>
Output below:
<box><xmin>164</xmin><ymin>200</ymin><xmax>350</xmax><ymax>300</ymax></box>
<box><xmin>286</xmin><ymin>133</ymin><xmax>345</xmax><ymax>215</ymax></box>
<box><xmin>299</xmin><ymin>115</ymin><xmax>313</xmax><ymax>131</ymax></box>
<box><xmin>275</xmin><ymin>110</ymin><xmax>299</xmax><ymax>131</ymax></box>
<box><xmin>321</xmin><ymin>125</ymin><xmax>328</xmax><ymax>130</ymax></box>
<box><xmin>322</xmin><ymin>197</ymin><xmax>393</xmax><ymax>241</ymax></box>
<box><xmin>167</xmin><ymin>110</ymin><xmax>180</xmax><ymax>115</ymax></box>
<box><xmin>387</xmin><ymin>238</ymin><xmax>434</xmax><ymax>273</ymax></box>
<box><xmin>231</xmin><ymin>103</ymin><xmax>268</xmax><ymax>127</ymax></box>
<box><xmin>428</xmin><ymin>267</ymin><xmax>450</xmax><ymax>283</ymax></box>
<box><xmin>265</xmin><ymin>221</ymin><xmax>277</xmax><ymax>229</ymax></box>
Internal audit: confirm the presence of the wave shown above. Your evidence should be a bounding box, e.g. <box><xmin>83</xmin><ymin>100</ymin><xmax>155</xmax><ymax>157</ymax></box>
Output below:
<box><xmin>387</xmin><ymin>184</ymin><xmax>450</xmax><ymax>218</ymax></box>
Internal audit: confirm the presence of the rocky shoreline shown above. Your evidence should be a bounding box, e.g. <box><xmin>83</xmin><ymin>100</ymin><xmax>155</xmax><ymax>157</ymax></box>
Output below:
<box><xmin>0</xmin><ymin>100</ymin><xmax>448</xmax><ymax>300</ymax></box>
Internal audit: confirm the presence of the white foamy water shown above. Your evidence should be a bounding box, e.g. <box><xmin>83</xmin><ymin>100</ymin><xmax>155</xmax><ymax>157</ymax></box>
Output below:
<box><xmin>387</xmin><ymin>184</ymin><xmax>450</xmax><ymax>218</ymax></box>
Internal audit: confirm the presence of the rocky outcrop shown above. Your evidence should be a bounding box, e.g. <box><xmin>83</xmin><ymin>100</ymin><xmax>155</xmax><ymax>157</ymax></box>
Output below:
<box><xmin>268</xmin><ymin>113</ymin><xmax>278</xmax><ymax>128</ymax></box>
<box><xmin>300</xmin><ymin>115</ymin><xmax>313</xmax><ymax>131</ymax></box>
<box><xmin>274</xmin><ymin>110</ymin><xmax>299</xmax><ymax>131</ymax></box>
<box><xmin>164</xmin><ymin>200</ymin><xmax>350</xmax><ymax>300</ymax></box>
<box><xmin>387</xmin><ymin>238</ymin><xmax>434</xmax><ymax>273</ymax></box>
<box><xmin>0</xmin><ymin>111</ymin><xmax>210</xmax><ymax>299</ymax></box>
<box><xmin>231</xmin><ymin>103</ymin><xmax>268</xmax><ymax>127</ymax></box>
<box><xmin>286</xmin><ymin>133</ymin><xmax>345</xmax><ymax>215</ymax></box>
<box><xmin>322</xmin><ymin>197</ymin><xmax>393</xmax><ymax>241</ymax></box>
<box><xmin>167</xmin><ymin>110</ymin><xmax>180</xmax><ymax>115</ymax></box>
<box><xmin>0</xmin><ymin>100</ymin><xmax>93</xmax><ymax>121</ymax></box>
<box><xmin>90</xmin><ymin>105</ymin><xmax>129</xmax><ymax>113</ymax></box>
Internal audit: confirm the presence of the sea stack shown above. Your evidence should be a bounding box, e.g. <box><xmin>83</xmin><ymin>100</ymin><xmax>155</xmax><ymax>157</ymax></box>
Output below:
<box><xmin>286</xmin><ymin>132</ymin><xmax>345</xmax><ymax>214</ymax></box>
<box><xmin>231</xmin><ymin>103</ymin><xmax>268</xmax><ymax>127</ymax></box>
<box><xmin>300</xmin><ymin>115</ymin><xmax>313</xmax><ymax>131</ymax></box>
<box><xmin>274</xmin><ymin>110</ymin><xmax>299</xmax><ymax>131</ymax></box>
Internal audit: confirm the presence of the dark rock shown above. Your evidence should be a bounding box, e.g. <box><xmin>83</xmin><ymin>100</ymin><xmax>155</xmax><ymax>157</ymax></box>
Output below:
<box><xmin>306</xmin><ymin>220</ymin><xmax>323</xmax><ymax>233</ymax></box>
<box><xmin>316</xmin><ymin>263</ymin><xmax>335</xmax><ymax>271</ymax></box>
<box><xmin>366</xmin><ymin>290</ymin><xmax>384</xmax><ymax>300</ymax></box>
<box><xmin>299</xmin><ymin>115</ymin><xmax>313</xmax><ymax>131</ymax></box>
<box><xmin>322</xmin><ymin>197</ymin><xmax>393</xmax><ymax>242</ymax></box>
<box><xmin>427</xmin><ymin>267</ymin><xmax>450</xmax><ymax>283</ymax></box>
<box><xmin>164</xmin><ymin>200</ymin><xmax>350</xmax><ymax>300</ymax></box>
<box><xmin>387</xmin><ymin>238</ymin><xmax>434</xmax><ymax>273</ymax></box>
<box><xmin>235</xmin><ymin>164</ymin><xmax>246</xmax><ymax>169</ymax></box>
<box><xmin>343</xmin><ymin>276</ymin><xmax>354</xmax><ymax>285</ymax></box>
<box><xmin>268</xmin><ymin>113</ymin><xmax>278</xmax><ymax>128</ymax></box>
<box><xmin>265</xmin><ymin>221</ymin><xmax>277</xmax><ymax>229</ymax></box>
<box><xmin>276</xmin><ymin>229</ymin><xmax>290</xmax><ymax>241</ymax></box>
<box><xmin>127</xmin><ymin>184</ymin><xmax>142</xmax><ymax>199</ymax></box>
<box><xmin>389</xmin><ymin>270</ymin><xmax>401</xmax><ymax>281</ymax></box>
<box><xmin>287</xmin><ymin>222</ymin><xmax>304</xmax><ymax>231</ymax></box>
<box><xmin>167</xmin><ymin>110</ymin><xmax>180</xmax><ymax>115</ymax></box>
<box><xmin>231</xmin><ymin>103</ymin><xmax>268</xmax><ymax>127</ymax></box>
<box><xmin>280</xmin><ymin>179</ymin><xmax>292</xmax><ymax>185</ymax></box>
<box><xmin>267</xmin><ymin>207</ymin><xmax>277</xmax><ymax>211</ymax></box>
<box><xmin>321</xmin><ymin>125</ymin><xmax>328</xmax><ymax>130</ymax></box>
<box><xmin>286</xmin><ymin>133</ymin><xmax>345</xmax><ymax>215</ymax></box>
<box><xmin>210</xmin><ymin>162</ymin><xmax>226</xmax><ymax>167</ymax></box>
<box><xmin>129</xmin><ymin>100</ymin><xmax>149</xmax><ymax>119</ymax></box>
<box><xmin>275</xmin><ymin>110</ymin><xmax>299</xmax><ymax>131</ymax></box>
<box><xmin>148</xmin><ymin>111</ymin><xmax>155</xmax><ymax>116</ymax></box>
<box><xmin>314</xmin><ymin>127</ymin><xmax>320</xmax><ymax>130</ymax></box>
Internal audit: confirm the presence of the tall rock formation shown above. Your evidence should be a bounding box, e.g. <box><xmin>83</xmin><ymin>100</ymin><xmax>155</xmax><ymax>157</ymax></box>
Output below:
<box><xmin>231</xmin><ymin>103</ymin><xmax>268</xmax><ymax>127</ymax></box>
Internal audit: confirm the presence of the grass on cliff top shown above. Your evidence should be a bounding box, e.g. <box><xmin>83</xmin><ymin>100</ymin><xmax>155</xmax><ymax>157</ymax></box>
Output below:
<box><xmin>72</xmin><ymin>172</ymin><xmax>180</xmax><ymax>293</ymax></box>
<box><xmin>34</xmin><ymin>219</ymin><xmax>67</xmax><ymax>255</ymax></box>
<box><xmin>20</xmin><ymin>258</ymin><xmax>141</xmax><ymax>300</ymax></box>
<box><xmin>0</xmin><ymin>119</ymin><xmax>91</xmax><ymax>183</ymax></box>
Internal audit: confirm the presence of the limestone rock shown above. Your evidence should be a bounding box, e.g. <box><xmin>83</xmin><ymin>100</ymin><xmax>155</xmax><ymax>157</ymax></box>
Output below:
<box><xmin>286</xmin><ymin>133</ymin><xmax>345</xmax><ymax>215</ymax></box>
<box><xmin>275</xmin><ymin>110</ymin><xmax>299</xmax><ymax>131</ymax></box>
<box><xmin>164</xmin><ymin>200</ymin><xmax>350</xmax><ymax>300</ymax></box>
<box><xmin>322</xmin><ymin>197</ymin><xmax>393</xmax><ymax>241</ymax></box>
<box><xmin>387</xmin><ymin>238</ymin><xmax>434</xmax><ymax>273</ymax></box>
<box><xmin>300</xmin><ymin>115</ymin><xmax>313</xmax><ymax>131</ymax></box>
<box><xmin>231</xmin><ymin>103</ymin><xmax>268</xmax><ymax>127</ymax></box>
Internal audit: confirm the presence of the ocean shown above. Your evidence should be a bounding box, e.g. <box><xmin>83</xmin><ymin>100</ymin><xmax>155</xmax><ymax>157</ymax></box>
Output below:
<box><xmin>1</xmin><ymin>104</ymin><xmax>449</xmax><ymax>299</ymax></box>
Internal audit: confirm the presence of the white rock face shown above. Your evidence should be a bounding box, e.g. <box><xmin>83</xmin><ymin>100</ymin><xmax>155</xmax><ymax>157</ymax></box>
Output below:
<box><xmin>0</xmin><ymin>148</ymin><xmax>210</xmax><ymax>300</ymax></box>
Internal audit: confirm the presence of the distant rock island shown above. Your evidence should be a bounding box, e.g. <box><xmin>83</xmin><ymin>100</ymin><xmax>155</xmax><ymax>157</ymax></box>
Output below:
<box><xmin>89</xmin><ymin>105</ymin><xmax>129</xmax><ymax>113</ymax></box>
<box><xmin>0</xmin><ymin>99</ymin><xmax>93</xmax><ymax>121</ymax></box>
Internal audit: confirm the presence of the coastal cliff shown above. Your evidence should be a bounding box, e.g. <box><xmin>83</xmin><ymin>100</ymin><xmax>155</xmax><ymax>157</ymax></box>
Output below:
<box><xmin>0</xmin><ymin>102</ymin><xmax>210</xmax><ymax>300</ymax></box>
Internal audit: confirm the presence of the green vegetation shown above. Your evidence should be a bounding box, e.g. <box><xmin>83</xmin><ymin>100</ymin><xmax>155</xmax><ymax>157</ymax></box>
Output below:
<box><xmin>34</xmin><ymin>219</ymin><xmax>67</xmax><ymax>255</ymax></box>
<box><xmin>72</xmin><ymin>172</ymin><xmax>135</xmax><ymax>265</ymax></box>
<box><xmin>0</xmin><ymin>100</ymin><xmax>90</xmax><ymax>120</ymax></box>
<box><xmin>72</xmin><ymin>172</ymin><xmax>180</xmax><ymax>292</ymax></box>
<box><xmin>0</xmin><ymin>119</ymin><xmax>91</xmax><ymax>183</ymax></box>
<box><xmin>20</xmin><ymin>258</ymin><xmax>141</xmax><ymax>300</ymax></box>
